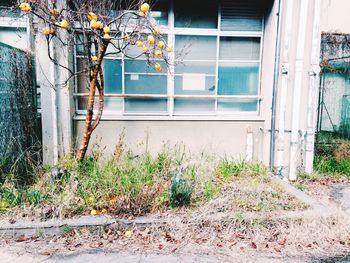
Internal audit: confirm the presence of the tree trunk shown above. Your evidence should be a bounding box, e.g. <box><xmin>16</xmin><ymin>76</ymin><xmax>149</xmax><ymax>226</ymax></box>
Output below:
<box><xmin>91</xmin><ymin>67</ymin><xmax>104</xmax><ymax>133</ymax></box>
<box><xmin>76</xmin><ymin>41</ymin><xmax>108</xmax><ymax>161</ymax></box>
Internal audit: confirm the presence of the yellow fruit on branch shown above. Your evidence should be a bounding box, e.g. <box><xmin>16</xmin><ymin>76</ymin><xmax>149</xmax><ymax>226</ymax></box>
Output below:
<box><xmin>140</xmin><ymin>3</ymin><xmax>150</xmax><ymax>13</ymax></box>
<box><xmin>166</xmin><ymin>47</ymin><xmax>173</xmax><ymax>53</ymax></box>
<box><xmin>142</xmin><ymin>45</ymin><xmax>149</xmax><ymax>53</ymax></box>
<box><xmin>50</xmin><ymin>9</ymin><xmax>60</xmax><ymax>18</ymax></box>
<box><xmin>154</xmin><ymin>62</ymin><xmax>162</xmax><ymax>72</ymax></box>
<box><xmin>153</xmin><ymin>27</ymin><xmax>161</xmax><ymax>35</ymax></box>
<box><xmin>87</xmin><ymin>12</ymin><xmax>97</xmax><ymax>21</ymax></box>
<box><xmin>90</xmin><ymin>19</ymin><xmax>98</xmax><ymax>29</ymax></box>
<box><xmin>136</xmin><ymin>40</ymin><xmax>143</xmax><ymax>47</ymax></box>
<box><xmin>154</xmin><ymin>50</ymin><xmax>162</xmax><ymax>58</ymax></box>
<box><xmin>103</xmin><ymin>33</ymin><xmax>111</xmax><ymax>40</ymax></box>
<box><xmin>19</xmin><ymin>2</ymin><xmax>31</xmax><ymax>13</ymax></box>
<box><xmin>59</xmin><ymin>19</ymin><xmax>70</xmax><ymax>29</ymax></box>
<box><xmin>158</xmin><ymin>41</ymin><xmax>165</xmax><ymax>49</ymax></box>
<box><xmin>42</xmin><ymin>27</ymin><xmax>53</xmax><ymax>36</ymax></box>
<box><xmin>103</xmin><ymin>26</ymin><xmax>111</xmax><ymax>34</ymax></box>
<box><xmin>138</xmin><ymin>11</ymin><xmax>146</xmax><ymax>17</ymax></box>
<box><xmin>91</xmin><ymin>55</ymin><xmax>98</xmax><ymax>62</ymax></box>
<box><xmin>147</xmin><ymin>35</ymin><xmax>155</xmax><ymax>44</ymax></box>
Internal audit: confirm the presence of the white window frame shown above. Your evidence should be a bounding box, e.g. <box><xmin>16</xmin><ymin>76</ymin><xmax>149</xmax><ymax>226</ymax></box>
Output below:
<box><xmin>73</xmin><ymin>0</ymin><xmax>265</xmax><ymax>119</ymax></box>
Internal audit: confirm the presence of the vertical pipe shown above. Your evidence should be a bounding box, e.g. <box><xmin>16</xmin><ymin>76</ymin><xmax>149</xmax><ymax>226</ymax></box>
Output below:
<box><xmin>289</xmin><ymin>0</ymin><xmax>309</xmax><ymax>181</ymax></box>
<box><xmin>275</xmin><ymin>0</ymin><xmax>294</xmax><ymax>178</ymax></box>
<box><xmin>305</xmin><ymin>0</ymin><xmax>322</xmax><ymax>174</ymax></box>
<box><xmin>269</xmin><ymin>0</ymin><xmax>283</xmax><ymax>170</ymax></box>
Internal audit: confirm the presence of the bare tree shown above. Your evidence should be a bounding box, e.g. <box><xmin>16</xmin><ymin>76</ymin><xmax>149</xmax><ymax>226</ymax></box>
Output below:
<box><xmin>18</xmin><ymin>0</ymin><xmax>172</xmax><ymax>161</ymax></box>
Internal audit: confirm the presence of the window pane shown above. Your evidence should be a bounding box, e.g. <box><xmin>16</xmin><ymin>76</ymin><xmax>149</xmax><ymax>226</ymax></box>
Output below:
<box><xmin>125</xmin><ymin>74</ymin><xmax>167</xmax><ymax>94</ymax></box>
<box><xmin>218</xmin><ymin>62</ymin><xmax>259</xmax><ymax>95</ymax></box>
<box><xmin>150</xmin><ymin>0</ymin><xmax>169</xmax><ymax>26</ymax></box>
<box><xmin>125</xmin><ymin>98</ymin><xmax>167</xmax><ymax>113</ymax></box>
<box><xmin>175</xmin><ymin>61</ymin><xmax>216</xmax><ymax>75</ymax></box>
<box><xmin>103</xmin><ymin>59</ymin><xmax>122</xmax><ymax>94</ymax></box>
<box><xmin>175</xmin><ymin>35</ymin><xmax>217</xmax><ymax>60</ymax></box>
<box><xmin>76</xmin><ymin>58</ymin><xmax>89</xmax><ymax>93</ymax></box>
<box><xmin>124</xmin><ymin>58</ymin><xmax>167</xmax><ymax>113</ymax></box>
<box><xmin>174</xmin><ymin>99</ymin><xmax>215</xmax><ymax>114</ymax></box>
<box><xmin>220</xmin><ymin>0</ymin><xmax>264</xmax><ymax>31</ymax></box>
<box><xmin>174</xmin><ymin>0</ymin><xmax>218</xmax><ymax>28</ymax></box>
<box><xmin>76</xmin><ymin>58</ymin><xmax>123</xmax><ymax>111</ymax></box>
<box><xmin>219</xmin><ymin>37</ymin><xmax>260</xmax><ymax>60</ymax></box>
<box><xmin>125</xmin><ymin>35</ymin><xmax>168</xmax><ymax>58</ymax></box>
<box><xmin>125</xmin><ymin>60</ymin><xmax>166</xmax><ymax>73</ymax></box>
<box><xmin>175</xmin><ymin>75</ymin><xmax>215</xmax><ymax>95</ymax></box>
<box><xmin>103</xmin><ymin>59</ymin><xmax>123</xmax><ymax>111</ymax></box>
<box><xmin>218</xmin><ymin>100</ymin><xmax>258</xmax><ymax>112</ymax></box>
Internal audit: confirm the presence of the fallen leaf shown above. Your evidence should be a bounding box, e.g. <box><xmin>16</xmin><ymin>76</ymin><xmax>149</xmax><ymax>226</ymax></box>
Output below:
<box><xmin>90</xmin><ymin>209</ymin><xmax>97</xmax><ymax>216</ymax></box>
<box><xmin>39</xmin><ymin>251</ymin><xmax>52</xmax><ymax>256</ymax></box>
<box><xmin>125</xmin><ymin>230</ymin><xmax>133</xmax><ymax>238</ymax></box>
<box><xmin>80</xmin><ymin>227</ymin><xmax>90</xmax><ymax>236</ymax></box>
<box><xmin>9</xmin><ymin>218</ymin><xmax>16</xmax><ymax>224</ymax></box>
<box><xmin>16</xmin><ymin>235</ymin><xmax>30</xmax><ymax>242</ymax></box>
<box><xmin>251</xmin><ymin>242</ymin><xmax>257</xmax><ymax>249</ymax></box>
<box><xmin>274</xmin><ymin>247</ymin><xmax>281</xmax><ymax>253</ymax></box>
<box><xmin>279</xmin><ymin>237</ymin><xmax>287</xmax><ymax>246</ymax></box>
<box><xmin>234</xmin><ymin>233</ymin><xmax>245</xmax><ymax>239</ymax></box>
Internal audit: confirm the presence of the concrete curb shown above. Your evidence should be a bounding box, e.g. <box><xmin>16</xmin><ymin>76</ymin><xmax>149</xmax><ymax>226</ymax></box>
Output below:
<box><xmin>272</xmin><ymin>176</ymin><xmax>327</xmax><ymax>211</ymax></box>
<box><xmin>0</xmin><ymin>215</ymin><xmax>166</xmax><ymax>237</ymax></box>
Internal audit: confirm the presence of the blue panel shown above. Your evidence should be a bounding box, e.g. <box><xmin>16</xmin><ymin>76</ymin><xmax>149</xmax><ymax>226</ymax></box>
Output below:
<box><xmin>218</xmin><ymin>100</ymin><xmax>258</xmax><ymax>112</ymax></box>
<box><xmin>174</xmin><ymin>99</ymin><xmax>215</xmax><ymax>114</ymax></box>
<box><xmin>218</xmin><ymin>62</ymin><xmax>259</xmax><ymax>96</ymax></box>
<box><xmin>125</xmin><ymin>74</ymin><xmax>167</xmax><ymax>94</ymax></box>
<box><xmin>103</xmin><ymin>59</ymin><xmax>122</xmax><ymax>94</ymax></box>
<box><xmin>125</xmin><ymin>98</ymin><xmax>167</xmax><ymax>113</ymax></box>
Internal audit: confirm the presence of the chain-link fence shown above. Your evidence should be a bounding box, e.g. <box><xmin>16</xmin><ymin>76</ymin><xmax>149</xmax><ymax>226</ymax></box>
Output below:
<box><xmin>317</xmin><ymin>34</ymin><xmax>350</xmax><ymax>137</ymax></box>
<box><xmin>0</xmin><ymin>42</ymin><xmax>40</xmax><ymax>184</ymax></box>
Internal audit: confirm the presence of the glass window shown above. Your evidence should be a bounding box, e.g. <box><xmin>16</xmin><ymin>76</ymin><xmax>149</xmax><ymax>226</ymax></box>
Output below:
<box><xmin>103</xmin><ymin>59</ymin><xmax>123</xmax><ymax>111</ymax></box>
<box><xmin>219</xmin><ymin>37</ymin><xmax>261</xmax><ymax>61</ymax></box>
<box><xmin>174</xmin><ymin>35</ymin><xmax>217</xmax><ymax>114</ymax></box>
<box><xmin>175</xmin><ymin>35</ymin><xmax>217</xmax><ymax>61</ymax></box>
<box><xmin>218</xmin><ymin>100</ymin><xmax>258</xmax><ymax>112</ymax></box>
<box><xmin>218</xmin><ymin>62</ymin><xmax>259</xmax><ymax>96</ymax></box>
<box><xmin>125</xmin><ymin>98</ymin><xmax>167</xmax><ymax>113</ymax></box>
<box><xmin>150</xmin><ymin>0</ymin><xmax>169</xmax><ymax>26</ymax></box>
<box><xmin>220</xmin><ymin>0</ymin><xmax>263</xmax><ymax>31</ymax></box>
<box><xmin>218</xmin><ymin>36</ymin><xmax>261</xmax><ymax>113</ymax></box>
<box><xmin>174</xmin><ymin>0</ymin><xmax>218</xmax><ymax>28</ymax></box>
<box><xmin>124</xmin><ymin>60</ymin><xmax>167</xmax><ymax>113</ymax></box>
<box><xmin>74</xmin><ymin>0</ymin><xmax>265</xmax><ymax>116</ymax></box>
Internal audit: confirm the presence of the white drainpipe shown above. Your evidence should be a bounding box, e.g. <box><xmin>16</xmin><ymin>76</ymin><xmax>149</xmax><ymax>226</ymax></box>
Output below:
<box><xmin>276</xmin><ymin>0</ymin><xmax>294</xmax><ymax>178</ymax></box>
<box><xmin>305</xmin><ymin>0</ymin><xmax>322</xmax><ymax>174</ymax></box>
<box><xmin>289</xmin><ymin>0</ymin><xmax>309</xmax><ymax>181</ymax></box>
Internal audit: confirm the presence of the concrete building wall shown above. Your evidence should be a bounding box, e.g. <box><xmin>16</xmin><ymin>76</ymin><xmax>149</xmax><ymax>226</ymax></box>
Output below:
<box><xmin>74</xmin><ymin>120</ymin><xmax>265</xmax><ymax>159</ymax></box>
<box><xmin>321</xmin><ymin>0</ymin><xmax>350</xmax><ymax>33</ymax></box>
<box><xmin>73</xmin><ymin>1</ymin><xmax>280</xmax><ymax>164</ymax></box>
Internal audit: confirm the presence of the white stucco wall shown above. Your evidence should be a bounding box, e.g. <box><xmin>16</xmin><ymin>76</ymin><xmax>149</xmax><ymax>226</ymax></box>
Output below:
<box><xmin>72</xmin><ymin>2</ymin><xmax>280</xmax><ymax>164</ymax></box>
<box><xmin>321</xmin><ymin>0</ymin><xmax>350</xmax><ymax>33</ymax></box>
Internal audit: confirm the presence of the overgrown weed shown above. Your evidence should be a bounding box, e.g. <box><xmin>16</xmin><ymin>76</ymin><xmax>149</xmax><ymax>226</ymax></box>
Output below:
<box><xmin>0</xmin><ymin>142</ymin><xmax>304</xmax><ymax>219</ymax></box>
